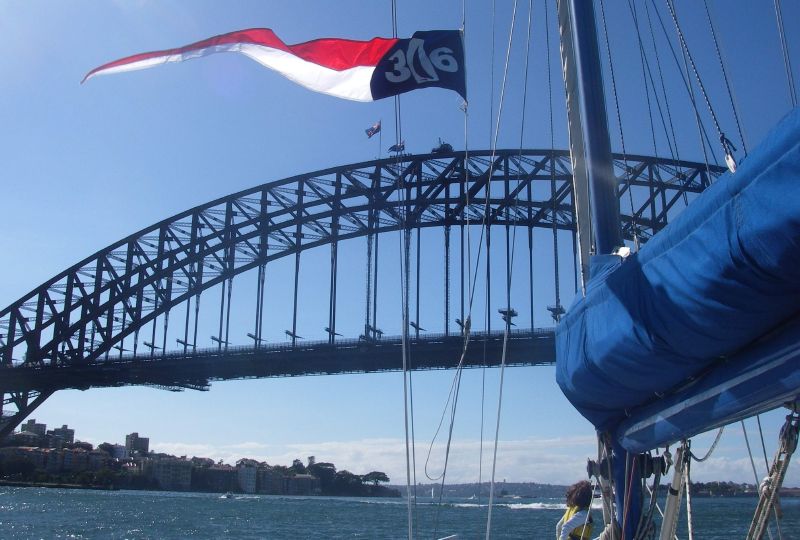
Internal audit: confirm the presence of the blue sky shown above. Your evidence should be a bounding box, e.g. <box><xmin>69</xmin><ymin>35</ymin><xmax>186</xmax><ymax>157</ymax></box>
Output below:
<box><xmin>1</xmin><ymin>0</ymin><xmax>799</xmax><ymax>487</ymax></box>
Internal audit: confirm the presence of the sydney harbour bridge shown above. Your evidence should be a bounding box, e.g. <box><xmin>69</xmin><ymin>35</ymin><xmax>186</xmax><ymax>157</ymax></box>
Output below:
<box><xmin>0</xmin><ymin>148</ymin><xmax>723</xmax><ymax>438</ymax></box>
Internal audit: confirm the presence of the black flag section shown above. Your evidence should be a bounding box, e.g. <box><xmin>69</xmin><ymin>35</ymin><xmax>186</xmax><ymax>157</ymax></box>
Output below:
<box><xmin>370</xmin><ymin>30</ymin><xmax>466</xmax><ymax>101</ymax></box>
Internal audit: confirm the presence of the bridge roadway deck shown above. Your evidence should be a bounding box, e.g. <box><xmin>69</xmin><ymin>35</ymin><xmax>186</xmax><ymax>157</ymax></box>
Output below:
<box><xmin>1</xmin><ymin>329</ymin><xmax>555</xmax><ymax>393</ymax></box>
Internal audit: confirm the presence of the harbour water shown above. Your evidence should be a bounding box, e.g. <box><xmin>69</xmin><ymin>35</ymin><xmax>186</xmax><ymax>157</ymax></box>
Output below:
<box><xmin>2</xmin><ymin>487</ymin><xmax>799</xmax><ymax>539</ymax></box>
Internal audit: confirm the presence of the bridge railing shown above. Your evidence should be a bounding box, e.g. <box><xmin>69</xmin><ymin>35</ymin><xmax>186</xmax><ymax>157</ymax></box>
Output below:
<box><xmin>41</xmin><ymin>327</ymin><xmax>556</xmax><ymax>367</ymax></box>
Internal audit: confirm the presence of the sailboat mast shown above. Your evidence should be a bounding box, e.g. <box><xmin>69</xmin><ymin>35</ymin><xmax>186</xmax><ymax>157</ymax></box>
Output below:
<box><xmin>557</xmin><ymin>1</ymin><xmax>635</xmax><ymax>539</ymax></box>
<box><xmin>557</xmin><ymin>0</ymin><xmax>621</xmax><ymax>262</ymax></box>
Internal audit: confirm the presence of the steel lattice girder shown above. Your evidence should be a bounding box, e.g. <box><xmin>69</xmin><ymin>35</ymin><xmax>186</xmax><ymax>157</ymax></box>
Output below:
<box><xmin>0</xmin><ymin>150</ymin><xmax>721</xmax><ymax>377</ymax></box>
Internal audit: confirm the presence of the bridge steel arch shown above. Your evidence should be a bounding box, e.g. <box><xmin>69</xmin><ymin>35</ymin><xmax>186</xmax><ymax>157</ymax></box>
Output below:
<box><xmin>0</xmin><ymin>149</ymin><xmax>723</xmax><ymax>436</ymax></box>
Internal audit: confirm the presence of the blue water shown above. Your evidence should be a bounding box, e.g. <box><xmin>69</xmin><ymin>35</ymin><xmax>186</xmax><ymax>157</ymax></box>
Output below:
<box><xmin>1</xmin><ymin>488</ymin><xmax>798</xmax><ymax>539</ymax></box>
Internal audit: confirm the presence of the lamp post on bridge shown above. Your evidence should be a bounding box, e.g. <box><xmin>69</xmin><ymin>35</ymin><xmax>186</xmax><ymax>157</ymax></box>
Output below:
<box><xmin>498</xmin><ymin>308</ymin><xmax>518</xmax><ymax>330</ymax></box>
<box><xmin>547</xmin><ymin>304</ymin><xmax>565</xmax><ymax>323</ymax></box>
<box><xmin>285</xmin><ymin>330</ymin><xmax>303</xmax><ymax>347</ymax></box>
<box><xmin>142</xmin><ymin>341</ymin><xmax>161</xmax><ymax>359</ymax></box>
<box><xmin>324</xmin><ymin>327</ymin><xmax>342</xmax><ymax>342</ymax></box>
<box><xmin>365</xmin><ymin>324</ymin><xmax>383</xmax><ymax>341</ymax></box>
<box><xmin>409</xmin><ymin>321</ymin><xmax>426</xmax><ymax>339</ymax></box>
<box><xmin>210</xmin><ymin>335</ymin><xmax>228</xmax><ymax>350</ymax></box>
<box><xmin>176</xmin><ymin>338</ymin><xmax>195</xmax><ymax>355</ymax></box>
<box><xmin>246</xmin><ymin>333</ymin><xmax>266</xmax><ymax>348</ymax></box>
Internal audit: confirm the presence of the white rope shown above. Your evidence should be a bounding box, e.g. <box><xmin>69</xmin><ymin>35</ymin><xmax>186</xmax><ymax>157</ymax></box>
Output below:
<box><xmin>690</xmin><ymin>426</ymin><xmax>723</xmax><ymax>462</ymax></box>
<box><xmin>583</xmin><ymin>481</ymin><xmax>599</xmax><ymax>535</ymax></box>
<box><xmin>685</xmin><ymin>460</ymin><xmax>694</xmax><ymax>540</ymax></box>
<box><xmin>757</xmin><ymin>415</ymin><xmax>784</xmax><ymax>540</ymax></box>
<box><xmin>602</xmin><ymin>439</ymin><xmax>617</xmax><ymax>533</ymax></box>
<box><xmin>742</xmin><ymin>420</ymin><xmax>775</xmax><ymax>540</ymax></box>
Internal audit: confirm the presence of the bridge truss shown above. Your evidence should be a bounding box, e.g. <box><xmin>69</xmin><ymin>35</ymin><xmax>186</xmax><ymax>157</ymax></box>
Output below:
<box><xmin>0</xmin><ymin>149</ymin><xmax>723</xmax><ymax>437</ymax></box>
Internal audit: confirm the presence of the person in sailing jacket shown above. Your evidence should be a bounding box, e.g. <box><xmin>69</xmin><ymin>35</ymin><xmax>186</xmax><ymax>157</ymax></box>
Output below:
<box><xmin>556</xmin><ymin>480</ymin><xmax>593</xmax><ymax>540</ymax></box>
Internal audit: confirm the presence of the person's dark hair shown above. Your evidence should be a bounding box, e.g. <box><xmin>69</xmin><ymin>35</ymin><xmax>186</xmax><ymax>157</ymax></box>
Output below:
<box><xmin>565</xmin><ymin>480</ymin><xmax>592</xmax><ymax>509</ymax></box>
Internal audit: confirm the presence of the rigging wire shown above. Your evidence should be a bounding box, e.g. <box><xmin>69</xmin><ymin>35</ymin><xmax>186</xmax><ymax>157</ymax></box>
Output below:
<box><xmin>486</xmin><ymin>0</ymin><xmax>532</xmax><ymax>536</ymax></box>
<box><xmin>702</xmin><ymin>0</ymin><xmax>749</xmax><ymax>155</ymax></box>
<box><xmin>428</xmin><ymin>0</ymin><xmax>474</xmax><ymax>535</ymax></box>
<box><xmin>388</xmin><ymin>4</ymin><xmax>416</xmax><ymax>540</ymax></box>
<box><xmin>460</xmin><ymin>2</ymin><xmax>475</xmax><ymax>501</ymax></box>
<box><xmin>478</xmin><ymin>325</ymin><xmax>486</xmax><ymax>503</ymax></box>
<box><xmin>628</xmin><ymin>0</ymin><xmax>680</xmax><ymax>167</ymax></box>
<box><xmin>757</xmin><ymin>414</ymin><xmax>785</xmax><ymax>540</ymax></box>
<box><xmin>757</xmin><ymin>415</ymin><xmax>771</xmax><ymax>474</ymax></box>
<box><xmin>543</xmin><ymin>0</ymin><xmax>561</xmax><ymax>308</ymax></box>
<box><xmin>628</xmin><ymin>0</ymin><xmax>662</xmax><ymax>161</ymax></box>
<box><xmin>664</xmin><ymin>0</ymin><xmax>738</xmax><ymax>172</ymax></box>
<box><xmin>599</xmin><ymin>0</ymin><xmax>637</xmax><ymax>239</ymax></box>
<box><xmin>774</xmin><ymin>0</ymin><xmax>798</xmax><ymax>108</ymax></box>
<box><xmin>431</xmin><ymin>357</ymin><xmax>466</xmax><ymax>539</ymax></box>
<box><xmin>478</xmin><ymin>0</ymin><xmax>497</xmax><ymax>501</ymax></box>
<box><xmin>742</xmin><ymin>419</ymin><xmax>776</xmax><ymax>540</ymax></box>
<box><xmin>648</xmin><ymin>0</ymin><xmax>717</xmax><ymax>172</ymax></box>
<box><xmin>672</xmin><ymin>3</ymin><xmax>716</xmax><ymax>180</ymax></box>
<box><xmin>643</xmin><ymin>0</ymin><xmax>681</xmax><ymax>164</ymax></box>
<box><xmin>462</xmin><ymin>1</ymin><xmax>472</xmax><ymax>326</ymax></box>
<box><xmin>465</xmin><ymin>0</ymin><xmax>517</xmax><ymax>321</ymax></box>
<box><xmin>425</xmin><ymin>0</ymin><xmax>519</xmax><ymax>500</ymax></box>
<box><xmin>641</xmin><ymin>0</ymin><xmax>693</xmax><ymax>208</ymax></box>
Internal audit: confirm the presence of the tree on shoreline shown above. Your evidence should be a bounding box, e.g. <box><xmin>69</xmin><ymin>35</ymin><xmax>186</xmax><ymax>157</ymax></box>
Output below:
<box><xmin>362</xmin><ymin>471</ymin><xmax>390</xmax><ymax>486</ymax></box>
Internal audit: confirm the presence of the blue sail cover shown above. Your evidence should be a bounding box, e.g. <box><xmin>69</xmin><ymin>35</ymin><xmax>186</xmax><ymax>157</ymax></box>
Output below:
<box><xmin>556</xmin><ymin>107</ymin><xmax>800</xmax><ymax>443</ymax></box>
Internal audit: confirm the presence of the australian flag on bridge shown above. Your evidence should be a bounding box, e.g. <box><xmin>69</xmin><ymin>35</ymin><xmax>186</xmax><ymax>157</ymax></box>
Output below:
<box><xmin>365</xmin><ymin>121</ymin><xmax>381</xmax><ymax>138</ymax></box>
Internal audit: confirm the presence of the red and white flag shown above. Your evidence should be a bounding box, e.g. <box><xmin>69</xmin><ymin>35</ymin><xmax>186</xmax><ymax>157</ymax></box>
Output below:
<box><xmin>83</xmin><ymin>28</ymin><xmax>466</xmax><ymax>102</ymax></box>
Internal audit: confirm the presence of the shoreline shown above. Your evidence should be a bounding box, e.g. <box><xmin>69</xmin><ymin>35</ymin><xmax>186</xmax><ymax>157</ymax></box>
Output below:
<box><xmin>0</xmin><ymin>480</ymin><xmax>400</xmax><ymax>498</ymax></box>
<box><xmin>0</xmin><ymin>480</ymin><xmax>118</xmax><ymax>491</ymax></box>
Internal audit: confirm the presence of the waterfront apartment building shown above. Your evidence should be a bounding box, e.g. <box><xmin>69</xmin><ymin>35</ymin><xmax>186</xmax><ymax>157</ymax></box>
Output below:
<box><xmin>237</xmin><ymin>459</ymin><xmax>258</xmax><ymax>494</ymax></box>
<box><xmin>20</xmin><ymin>419</ymin><xmax>46</xmax><ymax>437</ymax></box>
<box><xmin>125</xmin><ymin>432</ymin><xmax>150</xmax><ymax>457</ymax></box>
<box><xmin>256</xmin><ymin>467</ymin><xmax>285</xmax><ymax>495</ymax></box>
<box><xmin>192</xmin><ymin>464</ymin><xmax>237</xmax><ymax>492</ymax></box>
<box><xmin>48</xmin><ymin>425</ymin><xmax>75</xmax><ymax>446</ymax></box>
<box><xmin>62</xmin><ymin>448</ymin><xmax>90</xmax><ymax>472</ymax></box>
<box><xmin>286</xmin><ymin>473</ymin><xmax>321</xmax><ymax>496</ymax></box>
<box><xmin>8</xmin><ymin>430</ymin><xmax>42</xmax><ymax>447</ymax></box>
<box><xmin>0</xmin><ymin>446</ymin><xmax>114</xmax><ymax>474</ymax></box>
<box><xmin>147</xmin><ymin>457</ymin><xmax>192</xmax><ymax>491</ymax></box>
<box><xmin>106</xmin><ymin>444</ymin><xmax>127</xmax><ymax>460</ymax></box>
